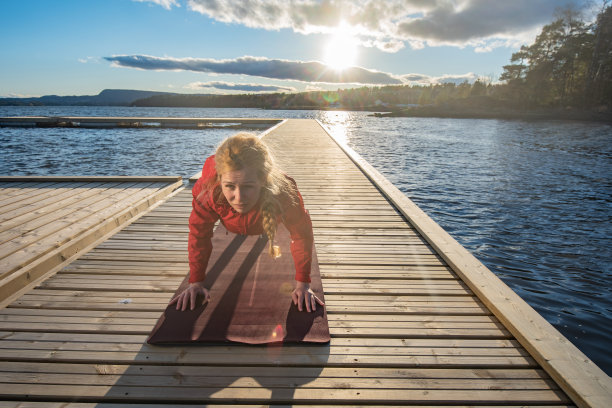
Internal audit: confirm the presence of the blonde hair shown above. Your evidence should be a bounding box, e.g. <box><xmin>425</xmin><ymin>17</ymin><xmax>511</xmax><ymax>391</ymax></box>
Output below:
<box><xmin>206</xmin><ymin>132</ymin><xmax>297</xmax><ymax>258</ymax></box>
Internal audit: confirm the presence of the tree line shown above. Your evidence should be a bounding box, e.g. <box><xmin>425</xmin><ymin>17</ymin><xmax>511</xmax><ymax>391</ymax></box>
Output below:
<box><xmin>499</xmin><ymin>3</ymin><xmax>611</xmax><ymax>108</ymax></box>
<box><xmin>131</xmin><ymin>80</ymin><xmax>497</xmax><ymax>110</ymax></box>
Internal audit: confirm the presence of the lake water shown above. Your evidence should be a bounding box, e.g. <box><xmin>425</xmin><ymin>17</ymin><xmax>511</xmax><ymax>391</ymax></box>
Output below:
<box><xmin>1</xmin><ymin>106</ymin><xmax>611</xmax><ymax>374</ymax></box>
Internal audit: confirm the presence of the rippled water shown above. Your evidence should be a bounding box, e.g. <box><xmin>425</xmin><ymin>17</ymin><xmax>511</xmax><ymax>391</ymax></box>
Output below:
<box><xmin>1</xmin><ymin>106</ymin><xmax>611</xmax><ymax>374</ymax></box>
<box><xmin>0</xmin><ymin>106</ymin><xmax>290</xmax><ymax>179</ymax></box>
<box><xmin>0</xmin><ymin>125</ymin><xmax>237</xmax><ymax>180</ymax></box>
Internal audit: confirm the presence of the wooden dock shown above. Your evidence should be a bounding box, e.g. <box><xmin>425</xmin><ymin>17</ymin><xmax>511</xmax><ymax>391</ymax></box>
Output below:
<box><xmin>0</xmin><ymin>119</ymin><xmax>610</xmax><ymax>407</ymax></box>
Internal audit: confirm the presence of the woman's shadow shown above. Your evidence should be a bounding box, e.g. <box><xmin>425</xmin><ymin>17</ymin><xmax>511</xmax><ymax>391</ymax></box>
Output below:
<box><xmin>98</xmin><ymin>230</ymin><xmax>330</xmax><ymax>405</ymax></box>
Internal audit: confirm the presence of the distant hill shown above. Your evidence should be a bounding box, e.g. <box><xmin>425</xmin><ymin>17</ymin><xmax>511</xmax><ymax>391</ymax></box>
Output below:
<box><xmin>0</xmin><ymin>89</ymin><xmax>175</xmax><ymax>106</ymax></box>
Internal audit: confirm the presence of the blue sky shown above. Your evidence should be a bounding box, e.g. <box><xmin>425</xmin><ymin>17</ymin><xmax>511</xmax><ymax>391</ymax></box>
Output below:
<box><xmin>0</xmin><ymin>0</ymin><xmax>593</xmax><ymax>97</ymax></box>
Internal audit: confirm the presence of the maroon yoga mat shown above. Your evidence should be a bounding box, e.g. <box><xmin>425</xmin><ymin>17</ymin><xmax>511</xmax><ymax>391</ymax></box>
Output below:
<box><xmin>147</xmin><ymin>223</ymin><xmax>330</xmax><ymax>345</ymax></box>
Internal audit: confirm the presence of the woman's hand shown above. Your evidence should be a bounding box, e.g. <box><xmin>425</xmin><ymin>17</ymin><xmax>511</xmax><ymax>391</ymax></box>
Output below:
<box><xmin>291</xmin><ymin>281</ymin><xmax>324</xmax><ymax>312</ymax></box>
<box><xmin>168</xmin><ymin>281</ymin><xmax>210</xmax><ymax>311</ymax></box>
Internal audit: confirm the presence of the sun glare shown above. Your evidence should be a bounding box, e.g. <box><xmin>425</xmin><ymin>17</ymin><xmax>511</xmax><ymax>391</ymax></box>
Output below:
<box><xmin>323</xmin><ymin>27</ymin><xmax>358</xmax><ymax>71</ymax></box>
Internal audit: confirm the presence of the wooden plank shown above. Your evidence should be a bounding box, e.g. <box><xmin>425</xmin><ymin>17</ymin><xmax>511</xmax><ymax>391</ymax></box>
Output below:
<box><xmin>0</xmin><ymin>403</ymin><xmax>577</xmax><ymax>408</ymax></box>
<box><xmin>0</xmin><ymin>384</ymin><xmax>570</xmax><ymax>404</ymax></box>
<box><xmin>0</xmin><ymin>360</ymin><xmax>555</xmax><ymax>379</ymax></box>
<box><xmin>0</xmin><ymin>372</ymin><xmax>564</xmax><ymax>392</ymax></box>
<box><xmin>317</xmin><ymin>258</ymin><xmax>447</xmax><ymax>267</ymax></box>
<box><xmin>311</xmin><ymin>228</ymin><xmax>420</xmax><ymax>236</ymax></box>
<box><xmin>0</xmin><ymin>325</ymin><xmax>510</xmax><ymax>339</ymax></box>
<box><xmin>0</xmin><ymin>331</ymin><xmax>521</xmax><ymax>348</ymax></box>
<box><xmin>0</xmin><ymin>308</ymin><xmax>503</xmax><ymax>326</ymax></box>
<box><xmin>55</xmin><ymin>267</ymin><xmax>456</xmax><ymax>280</ymax></box>
<box><xmin>33</xmin><ymin>276</ymin><xmax>472</xmax><ymax>295</ymax></box>
<box><xmin>8</xmin><ymin>303</ymin><xmax>489</xmax><ymax>316</ymax></box>
<box><xmin>0</xmin><ymin>350</ymin><xmax>536</xmax><ymax>368</ymax></box>
<box><xmin>0</xmin><ymin>316</ymin><xmax>511</xmax><ymax>339</ymax></box>
<box><xmin>10</xmin><ymin>292</ymin><xmax>486</xmax><ymax>309</ymax></box>
<box><xmin>0</xmin><ymin>337</ymin><xmax>528</xmax><ymax>355</ymax></box>
<box><xmin>0</xmin><ymin>308</ymin><xmax>501</xmax><ymax>323</ymax></box>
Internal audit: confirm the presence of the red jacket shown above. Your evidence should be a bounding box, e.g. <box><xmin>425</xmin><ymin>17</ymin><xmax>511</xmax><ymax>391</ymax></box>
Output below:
<box><xmin>188</xmin><ymin>155</ymin><xmax>314</xmax><ymax>284</ymax></box>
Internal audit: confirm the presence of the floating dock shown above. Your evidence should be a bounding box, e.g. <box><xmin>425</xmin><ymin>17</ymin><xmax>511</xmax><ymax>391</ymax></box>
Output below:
<box><xmin>0</xmin><ymin>118</ymin><xmax>610</xmax><ymax>407</ymax></box>
<box><xmin>0</xmin><ymin>116</ymin><xmax>281</xmax><ymax>129</ymax></box>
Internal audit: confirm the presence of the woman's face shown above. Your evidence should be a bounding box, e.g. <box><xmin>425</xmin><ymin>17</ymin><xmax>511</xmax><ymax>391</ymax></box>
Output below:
<box><xmin>220</xmin><ymin>167</ymin><xmax>263</xmax><ymax>214</ymax></box>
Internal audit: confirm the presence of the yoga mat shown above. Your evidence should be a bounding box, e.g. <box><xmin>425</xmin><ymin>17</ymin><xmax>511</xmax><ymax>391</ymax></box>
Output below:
<box><xmin>147</xmin><ymin>223</ymin><xmax>330</xmax><ymax>345</ymax></box>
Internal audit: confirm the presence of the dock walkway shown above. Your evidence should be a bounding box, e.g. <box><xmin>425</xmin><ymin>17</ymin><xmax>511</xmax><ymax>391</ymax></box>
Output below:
<box><xmin>0</xmin><ymin>119</ymin><xmax>609</xmax><ymax>406</ymax></box>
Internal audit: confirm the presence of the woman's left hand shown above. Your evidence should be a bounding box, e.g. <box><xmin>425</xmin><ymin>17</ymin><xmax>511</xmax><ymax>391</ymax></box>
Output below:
<box><xmin>292</xmin><ymin>281</ymin><xmax>324</xmax><ymax>312</ymax></box>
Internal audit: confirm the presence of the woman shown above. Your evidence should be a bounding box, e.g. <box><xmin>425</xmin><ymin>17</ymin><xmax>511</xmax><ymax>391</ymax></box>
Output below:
<box><xmin>170</xmin><ymin>132</ymin><xmax>324</xmax><ymax>313</ymax></box>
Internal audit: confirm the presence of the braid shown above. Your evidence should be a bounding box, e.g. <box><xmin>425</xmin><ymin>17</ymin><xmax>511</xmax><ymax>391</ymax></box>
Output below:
<box><xmin>261</xmin><ymin>192</ymin><xmax>281</xmax><ymax>258</ymax></box>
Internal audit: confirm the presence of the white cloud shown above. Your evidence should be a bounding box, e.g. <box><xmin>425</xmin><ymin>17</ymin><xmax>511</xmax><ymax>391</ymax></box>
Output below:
<box><xmin>362</xmin><ymin>38</ymin><xmax>406</xmax><ymax>53</ymax></box>
<box><xmin>401</xmin><ymin>72</ymin><xmax>480</xmax><ymax>85</ymax></box>
<box><xmin>78</xmin><ymin>56</ymin><xmax>101</xmax><ymax>64</ymax></box>
<box><xmin>2</xmin><ymin>93</ymin><xmax>40</xmax><ymax>98</ymax></box>
<box><xmin>305</xmin><ymin>85</ymin><xmax>325</xmax><ymax>91</ymax></box>
<box><xmin>105</xmin><ymin>54</ymin><xmax>404</xmax><ymax>84</ymax></box>
<box><xmin>401</xmin><ymin>73</ymin><xmax>432</xmax><ymax>84</ymax></box>
<box><xmin>187</xmin><ymin>81</ymin><xmax>296</xmax><ymax>92</ymax></box>
<box><xmin>185</xmin><ymin>0</ymin><xmax>581</xmax><ymax>52</ymax></box>
<box><xmin>133</xmin><ymin>0</ymin><xmax>180</xmax><ymax>10</ymax></box>
<box><xmin>434</xmin><ymin>72</ymin><xmax>479</xmax><ymax>84</ymax></box>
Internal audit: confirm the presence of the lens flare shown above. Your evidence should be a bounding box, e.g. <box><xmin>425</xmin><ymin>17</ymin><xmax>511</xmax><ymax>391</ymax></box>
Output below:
<box><xmin>323</xmin><ymin>23</ymin><xmax>358</xmax><ymax>71</ymax></box>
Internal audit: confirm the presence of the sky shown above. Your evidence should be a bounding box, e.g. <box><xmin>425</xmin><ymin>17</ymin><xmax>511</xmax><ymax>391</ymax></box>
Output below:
<box><xmin>0</xmin><ymin>0</ymin><xmax>595</xmax><ymax>97</ymax></box>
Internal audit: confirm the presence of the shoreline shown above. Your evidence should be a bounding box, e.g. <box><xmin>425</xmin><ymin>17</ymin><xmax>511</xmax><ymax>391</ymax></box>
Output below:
<box><xmin>262</xmin><ymin>104</ymin><xmax>612</xmax><ymax>123</ymax></box>
<box><xmin>2</xmin><ymin>103</ymin><xmax>611</xmax><ymax>124</ymax></box>
<box><xmin>368</xmin><ymin>105</ymin><xmax>612</xmax><ymax>123</ymax></box>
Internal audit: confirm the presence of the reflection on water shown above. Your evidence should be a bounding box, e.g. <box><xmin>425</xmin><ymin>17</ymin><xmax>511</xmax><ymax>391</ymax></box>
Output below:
<box><xmin>319</xmin><ymin>111</ymin><xmax>350</xmax><ymax>145</ymax></box>
<box><xmin>1</xmin><ymin>106</ymin><xmax>610</xmax><ymax>375</ymax></box>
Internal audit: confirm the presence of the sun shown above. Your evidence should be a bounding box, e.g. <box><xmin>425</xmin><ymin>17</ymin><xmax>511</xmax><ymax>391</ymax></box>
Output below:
<box><xmin>323</xmin><ymin>26</ymin><xmax>358</xmax><ymax>71</ymax></box>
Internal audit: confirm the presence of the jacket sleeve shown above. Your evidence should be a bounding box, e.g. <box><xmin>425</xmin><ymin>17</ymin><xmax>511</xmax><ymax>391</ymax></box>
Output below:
<box><xmin>187</xmin><ymin>157</ymin><xmax>220</xmax><ymax>283</ymax></box>
<box><xmin>282</xmin><ymin>177</ymin><xmax>314</xmax><ymax>283</ymax></box>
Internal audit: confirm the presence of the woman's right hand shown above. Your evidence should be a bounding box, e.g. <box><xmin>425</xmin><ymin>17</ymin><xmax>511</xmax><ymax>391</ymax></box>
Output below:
<box><xmin>168</xmin><ymin>281</ymin><xmax>210</xmax><ymax>311</ymax></box>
